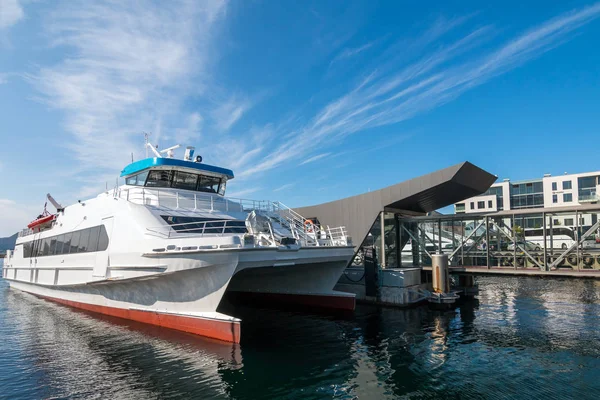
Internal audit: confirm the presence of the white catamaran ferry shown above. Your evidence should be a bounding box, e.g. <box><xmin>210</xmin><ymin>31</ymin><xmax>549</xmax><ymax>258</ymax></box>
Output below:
<box><xmin>3</xmin><ymin>142</ymin><xmax>355</xmax><ymax>343</ymax></box>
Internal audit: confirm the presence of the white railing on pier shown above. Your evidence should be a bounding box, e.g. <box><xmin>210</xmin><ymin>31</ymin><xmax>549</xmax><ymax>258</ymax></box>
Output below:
<box><xmin>112</xmin><ymin>187</ymin><xmax>349</xmax><ymax>247</ymax></box>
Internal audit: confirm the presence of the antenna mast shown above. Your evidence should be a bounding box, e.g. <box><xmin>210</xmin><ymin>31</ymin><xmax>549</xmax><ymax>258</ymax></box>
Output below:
<box><xmin>144</xmin><ymin>132</ymin><xmax>150</xmax><ymax>158</ymax></box>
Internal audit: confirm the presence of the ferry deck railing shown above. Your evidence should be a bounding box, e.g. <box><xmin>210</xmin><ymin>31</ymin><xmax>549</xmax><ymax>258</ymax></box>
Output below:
<box><xmin>113</xmin><ymin>187</ymin><xmax>349</xmax><ymax>247</ymax></box>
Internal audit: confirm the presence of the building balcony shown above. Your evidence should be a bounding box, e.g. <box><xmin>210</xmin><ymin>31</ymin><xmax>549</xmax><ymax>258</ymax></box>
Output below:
<box><xmin>579</xmin><ymin>193</ymin><xmax>599</xmax><ymax>203</ymax></box>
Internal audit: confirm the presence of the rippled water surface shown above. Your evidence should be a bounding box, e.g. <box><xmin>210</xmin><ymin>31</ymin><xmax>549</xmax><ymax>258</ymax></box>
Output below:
<box><xmin>2</xmin><ymin>261</ymin><xmax>600</xmax><ymax>399</ymax></box>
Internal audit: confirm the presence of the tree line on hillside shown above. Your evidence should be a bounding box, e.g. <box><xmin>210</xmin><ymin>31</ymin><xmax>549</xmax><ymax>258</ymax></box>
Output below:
<box><xmin>0</xmin><ymin>233</ymin><xmax>18</xmax><ymax>252</ymax></box>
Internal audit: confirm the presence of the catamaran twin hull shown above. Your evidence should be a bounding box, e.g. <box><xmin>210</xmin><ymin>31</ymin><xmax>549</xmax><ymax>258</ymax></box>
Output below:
<box><xmin>4</xmin><ymin>246</ymin><xmax>354</xmax><ymax>343</ymax></box>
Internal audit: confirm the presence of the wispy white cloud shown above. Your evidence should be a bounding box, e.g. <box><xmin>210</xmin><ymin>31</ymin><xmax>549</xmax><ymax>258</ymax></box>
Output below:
<box><xmin>230</xmin><ymin>3</ymin><xmax>600</xmax><ymax>182</ymax></box>
<box><xmin>299</xmin><ymin>152</ymin><xmax>331</xmax><ymax>166</ymax></box>
<box><xmin>29</xmin><ymin>0</ymin><xmax>227</xmax><ymax>177</ymax></box>
<box><xmin>0</xmin><ymin>0</ymin><xmax>24</xmax><ymax>30</ymax></box>
<box><xmin>330</xmin><ymin>40</ymin><xmax>377</xmax><ymax>65</ymax></box>
<box><xmin>0</xmin><ymin>199</ymin><xmax>38</xmax><ymax>236</ymax></box>
<box><xmin>0</xmin><ymin>73</ymin><xmax>8</xmax><ymax>84</ymax></box>
<box><xmin>211</xmin><ymin>95</ymin><xmax>252</xmax><ymax>132</ymax></box>
<box><xmin>273</xmin><ymin>183</ymin><xmax>295</xmax><ymax>192</ymax></box>
<box><xmin>226</xmin><ymin>187</ymin><xmax>261</xmax><ymax>198</ymax></box>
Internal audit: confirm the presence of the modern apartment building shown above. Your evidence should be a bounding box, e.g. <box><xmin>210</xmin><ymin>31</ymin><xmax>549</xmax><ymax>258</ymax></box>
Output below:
<box><xmin>454</xmin><ymin>171</ymin><xmax>600</xmax><ymax>229</ymax></box>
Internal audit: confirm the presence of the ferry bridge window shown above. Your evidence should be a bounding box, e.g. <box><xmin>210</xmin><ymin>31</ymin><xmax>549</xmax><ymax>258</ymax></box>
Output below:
<box><xmin>146</xmin><ymin>170</ymin><xmax>173</xmax><ymax>188</ymax></box>
<box><xmin>172</xmin><ymin>171</ymin><xmax>199</xmax><ymax>191</ymax></box>
<box><xmin>126</xmin><ymin>171</ymin><xmax>149</xmax><ymax>186</ymax></box>
<box><xmin>198</xmin><ymin>175</ymin><xmax>221</xmax><ymax>193</ymax></box>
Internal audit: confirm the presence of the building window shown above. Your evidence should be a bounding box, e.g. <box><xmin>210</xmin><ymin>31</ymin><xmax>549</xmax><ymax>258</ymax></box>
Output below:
<box><xmin>488</xmin><ymin>200</ymin><xmax>492</xmax><ymax>208</ymax></box>
<box><xmin>455</xmin><ymin>203</ymin><xmax>465</xmax><ymax>213</ymax></box>
<box><xmin>552</xmin><ymin>194</ymin><xmax>558</xmax><ymax>203</ymax></box>
<box><xmin>580</xmin><ymin>218</ymin><xmax>585</xmax><ymax>225</ymax></box>
<box><xmin>477</xmin><ymin>201</ymin><xmax>485</xmax><ymax>209</ymax></box>
<box><xmin>552</xmin><ymin>182</ymin><xmax>557</xmax><ymax>191</ymax></box>
<box><xmin>563</xmin><ymin>193</ymin><xmax>573</xmax><ymax>202</ymax></box>
<box><xmin>470</xmin><ymin>202</ymin><xmax>475</xmax><ymax>210</ymax></box>
<box><xmin>564</xmin><ymin>218</ymin><xmax>574</xmax><ymax>226</ymax></box>
<box><xmin>553</xmin><ymin>219</ymin><xmax>559</xmax><ymax>225</ymax></box>
<box><xmin>563</xmin><ymin>181</ymin><xmax>572</xmax><ymax>190</ymax></box>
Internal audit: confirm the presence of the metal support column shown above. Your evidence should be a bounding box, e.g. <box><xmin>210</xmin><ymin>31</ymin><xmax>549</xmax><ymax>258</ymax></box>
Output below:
<box><xmin>485</xmin><ymin>216</ymin><xmax>490</xmax><ymax>269</ymax></box>
<box><xmin>438</xmin><ymin>219</ymin><xmax>442</xmax><ymax>254</ymax></box>
<box><xmin>513</xmin><ymin>214</ymin><xmax>517</xmax><ymax>269</ymax></box>
<box><xmin>380</xmin><ymin>212</ymin><xmax>386</xmax><ymax>268</ymax></box>
<box><xmin>543</xmin><ymin>212</ymin><xmax>547</xmax><ymax>271</ymax></box>
<box><xmin>396</xmin><ymin>215</ymin><xmax>401</xmax><ymax>268</ymax></box>
<box><xmin>549</xmin><ymin>217</ymin><xmax>554</xmax><ymax>257</ymax></box>
<box><xmin>576</xmin><ymin>210</ymin><xmax>580</xmax><ymax>271</ymax></box>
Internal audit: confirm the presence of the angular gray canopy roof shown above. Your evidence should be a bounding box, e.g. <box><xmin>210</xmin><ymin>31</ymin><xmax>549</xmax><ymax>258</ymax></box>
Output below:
<box><xmin>294</xmin><ymin>161</ymin><xmax>496</xmax><ymax>248</ymax></box>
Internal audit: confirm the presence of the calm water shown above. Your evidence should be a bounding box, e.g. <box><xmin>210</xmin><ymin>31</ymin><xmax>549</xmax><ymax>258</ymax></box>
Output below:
<box><xmin>2</xmin><ymin>260</ymin><xmax>600</xmax><ymax>399</ymax></box>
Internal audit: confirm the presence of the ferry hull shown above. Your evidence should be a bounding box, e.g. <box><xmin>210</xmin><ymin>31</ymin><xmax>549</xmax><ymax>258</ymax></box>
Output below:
<box><xmin>17</xmin><ymin>285</ymin><xmax>241</xmax><ymax>343</ymax></box>
<box><xmin>6</xmin><ymin>259</ymin><xmax>241</xmax><ymax>343</ymax></box>
<box><xmin>5</xmin><ymin>247</ymin><xmax>355</xmax><ymax>343</ymax></box>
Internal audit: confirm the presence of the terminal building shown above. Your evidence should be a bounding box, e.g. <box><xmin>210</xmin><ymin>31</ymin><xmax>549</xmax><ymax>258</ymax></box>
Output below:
<box><xmin>296</xmin><ymin>165</ymin><xmax>600</xmax><ymax>279</ymax></box>
<box><xmin>454</xmin><ymin>171</ymin><xmax>600</xmax><ymax>229</ymax></box>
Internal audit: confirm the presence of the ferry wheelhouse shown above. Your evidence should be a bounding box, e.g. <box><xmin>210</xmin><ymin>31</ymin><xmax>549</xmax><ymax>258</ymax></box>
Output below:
<box><xmin>3</xmin><ymin>144</ymin><xmax>355</xmax><ymax>343</ymax></box>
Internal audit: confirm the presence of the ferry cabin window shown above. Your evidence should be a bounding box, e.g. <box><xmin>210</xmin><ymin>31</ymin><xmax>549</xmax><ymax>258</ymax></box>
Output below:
<box><xmin>146</xmin><ymin>170</ymin><xmax>173</xmax><ymax>188</ymax></box>
<box><xmin>70</xmin><ymin>231</ymin><xmax>81</xmax><ymax>253</ymax></box>
<box><xmin>22</xmin><ymin>226</ymin><xmax>109</xmax><ymax>258</ymax></box>
<box><xmin>172</xmin><ymin>171</ymin><xmax>199</xmax><ymax>191</ymax></box>
<box><xmin>87</xmin><ymin>226</ymin><xmax>101</xmax><ymax>252</ymax></box>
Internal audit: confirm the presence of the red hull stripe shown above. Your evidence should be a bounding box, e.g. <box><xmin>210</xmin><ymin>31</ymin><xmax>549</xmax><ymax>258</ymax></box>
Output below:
<box><xmin>33</xmin><ymin>293</ymin><xmax>241</xmax><ymax>343</ymax></box>
<box><xmin>231</xmin><ymin>291</ymin><xmax>356</xmax><ymax>311</ymax></box>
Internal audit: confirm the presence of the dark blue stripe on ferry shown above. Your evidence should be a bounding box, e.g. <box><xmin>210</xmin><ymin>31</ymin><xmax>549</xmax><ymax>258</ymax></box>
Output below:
<box><xmin>120</xmin><ymin>158</ymin><xmax>234</xmax><ymax>179</ymax></box>
<box><xmin>161</xmin><ymin>216</ymin><xmax>247</xmax><ymax>234</ymax></box>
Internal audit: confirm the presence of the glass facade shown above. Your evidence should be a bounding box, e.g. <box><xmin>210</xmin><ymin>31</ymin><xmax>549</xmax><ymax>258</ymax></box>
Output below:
<box><xmin>509</xmin><ymin>181</ymin><xmax>544</xmax><ymax>209</ymax></box>
<box><xmin>578</xmin><ymin>176</ymin><xmax>599</xmax><ymax>201</ymax></box>
<box><xmin>481</xmin><ymin>186</ymin><xmax>504</xmax><ymax>211</ymax></box>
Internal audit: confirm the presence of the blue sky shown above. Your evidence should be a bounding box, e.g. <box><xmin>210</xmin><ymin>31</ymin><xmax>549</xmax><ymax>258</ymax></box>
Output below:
<box><xmin>1</xmin><ymin>0</ymin><xmax>600</xmax><ymax>236</ymax></box>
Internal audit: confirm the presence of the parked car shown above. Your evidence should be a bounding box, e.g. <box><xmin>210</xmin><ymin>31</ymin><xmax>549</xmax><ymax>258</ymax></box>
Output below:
<box><xmin>507</xmin><ymin>240</ymin><xmax>541</xmax><ymax>251</ymax></box>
